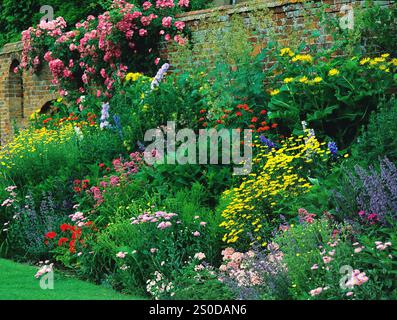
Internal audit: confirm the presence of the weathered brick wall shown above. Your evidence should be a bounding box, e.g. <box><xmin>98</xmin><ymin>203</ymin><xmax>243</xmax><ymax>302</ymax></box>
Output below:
<box><xmin>0</xmin><ymin>0</ymin><xmax>393</xmax><ymax>143</ymax></box>
<box><xmin>162</xmin><ymin>0</ymin><xmax>394</xmax><ymax>68</ymax></box>
<box><xmin>0</xmin><ymin>42</ymin><xmax>56</xmax><ymax>143</ymax></box>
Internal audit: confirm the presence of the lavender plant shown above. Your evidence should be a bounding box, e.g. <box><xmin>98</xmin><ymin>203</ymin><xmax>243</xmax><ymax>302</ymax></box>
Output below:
<box><xmin>334</xmin><ymin>157</ymin><xmax>397</xmax><ymax>225</ymax></box>
<box><xmin>3</xmin><ymin>191</ymin><xmax>67</xmax><ymax>260</ymax></box>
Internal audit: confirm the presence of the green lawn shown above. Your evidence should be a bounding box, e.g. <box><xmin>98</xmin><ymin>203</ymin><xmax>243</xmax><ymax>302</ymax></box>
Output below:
<box><xmin>0</xmin><ymin>258</ymin><xmax>144</xmax><ymax>300</ymax></box>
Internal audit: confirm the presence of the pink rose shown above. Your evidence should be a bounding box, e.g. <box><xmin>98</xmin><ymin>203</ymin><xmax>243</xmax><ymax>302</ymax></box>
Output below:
<box><xmin>139</xmin><ymin>29</ymin><xmax>148</xmax><ymax>37</ymax></box>
<box><xmin>162</xmin><ymin>16</ymin><xmax>172</xmax><ymax>28</ymax></box>
<box><xmin>143</xmin><ymin>1</ymin><xmax>152</xmax><ymax>10</ymax></box>
<box><xmin>174</xmin><ymin>21</ymin><xmax>185</xmax><ymax>31</ymax></box>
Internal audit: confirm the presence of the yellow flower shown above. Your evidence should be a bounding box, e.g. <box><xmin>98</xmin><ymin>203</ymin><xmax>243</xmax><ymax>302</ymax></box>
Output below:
<box><xmin>56</xmin><ymin>97</ymin><xmax>63</xmax><ymax>103</ymax></box>
<box><xmin>381</xmin><ymin>53</ymin><xmax>390</xmax><ymax>58</ymax></box>
<box><xmin>280</xmin><ymin>47</ymin><xmax>295</xmax><ymax>57</ymax></box>
<box><xmin>270</xmin><ymin>89</ymin><xmax>280</xmax><ymax>96</ymax></box>
<box><xmin>313</xmin><ymin>76</ymin><xmax>323</xmax><ymax>83</ymax></box>
<box><xmin>344</xmin><ymin>153</ymin><xmax>349</xmax><ymax>158</ymax></box>
<box><xmin>284</xmin><ymin>77</ymin><xmax>294</xmax><ymax>83</ymax></box>
<box><xmin>125</xmin><ymin>72</ymin><xmax>142</xmax><ymax>82</ymax></box>
<box><xmin>292</xmin><ymin>54</ymin><xmax>313</xmax><ymax>63</ymax></box>
<box><xmin>299</xmin><ymin>76</ymin><xmax>309</xmax><ymax>84</ymax></box>
<box><xmin>328</xmin><ymin>69</ymin><xmax>340</xmax><ymax>76</ymax></box>
<box><xmin>360</xmin><ymin>57</ymin><xmax>370</xmax><ymax>65</ymax></box>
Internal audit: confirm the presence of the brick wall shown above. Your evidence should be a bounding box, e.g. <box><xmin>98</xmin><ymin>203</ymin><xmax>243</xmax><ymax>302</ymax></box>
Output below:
<box><xmin>0</xmin><ymin>42</ymin><xmax>56</xmax><ymax>143</ymax></box>
<box><xmin>162</xmin><ymin>0</ymin><xmax>394</xmax><ymax>68</ymax></box>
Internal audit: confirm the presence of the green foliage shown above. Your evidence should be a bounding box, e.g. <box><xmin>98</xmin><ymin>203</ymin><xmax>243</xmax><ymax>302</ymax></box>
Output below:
<box><xmin>171</xmin><ymin>260</ymin><xmax>235</xmax><ymax>300</ymax></box>
<box><xmin>75</xmin><ymin>185</ymin><xmax>224</xmax><ymax>295</ymax></box>
<box><xmin>352</xmin><ymin>97</ymin><xmax>397</xmax><ymax>166</ymax></box>
<box><xmin>0</xmin><ymin>0</ymin><xmax>106</xmax><ymax>48</ymax></box>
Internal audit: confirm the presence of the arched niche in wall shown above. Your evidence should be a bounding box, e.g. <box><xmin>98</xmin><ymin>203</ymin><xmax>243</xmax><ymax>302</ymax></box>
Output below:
<box><xmin>39</xmin><ymin>100</ymin><xmax>58</xmax><ymax>116</ymax></box>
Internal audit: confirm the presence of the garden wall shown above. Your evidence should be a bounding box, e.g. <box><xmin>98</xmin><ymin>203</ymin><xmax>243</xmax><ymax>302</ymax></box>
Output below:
<box><xmin>0</xmin><ymin>42</ymin><xmax>56</xmax><ymax>142</ymax></box>
<box><xmin>0</xmin><ymin>0</ymin><xmax>393</xmax><ymax>143</ymax></box>
<box><xmin>162</xmin><ymin>0</ymin><xmax>394</xmax><ymax>68</ymax></box>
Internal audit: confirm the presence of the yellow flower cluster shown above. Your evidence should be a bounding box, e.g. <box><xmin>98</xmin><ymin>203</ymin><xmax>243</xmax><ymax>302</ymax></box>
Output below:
<box><xmin>291</xmin><ymin>54</ymin><xmax>313</xmax><ymax>64</ymax></box>
<box><xmin>125</xmin><ymin>72</ymin><xmax>143</xmax><ymax>82</ymax></box>
<box><xmin>280</xmin><ymin>47</ymin><xmax>295</xmax><ymax>57</ymax></box>
<box><xmin>220</xmin><ymin>134</ymin><xmax>329</xmax><ymax>245</ymax></box>
<box><xmin>0</xmin><ymin>123</ymin><xmax>76</xmax><ymax>169</ymax></box>
<box><xmin>359</xmin><ymin>53</ymin><xmax>395</xmax><ymax>72</ymax></box>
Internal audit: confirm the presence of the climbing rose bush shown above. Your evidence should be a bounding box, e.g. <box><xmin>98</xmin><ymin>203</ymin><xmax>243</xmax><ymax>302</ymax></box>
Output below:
<box><xmin>19</xmin><ymin>0</ymin><xmax>189</xmax><ymax>101</ymax></box>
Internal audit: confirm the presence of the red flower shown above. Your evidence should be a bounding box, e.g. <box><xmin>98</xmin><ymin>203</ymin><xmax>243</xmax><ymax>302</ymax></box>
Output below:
<box><xmin>73</xmin><ymin>179</ymin><xmax>81</xmax><ymax>185</ymax></box>
<box><xmin>251</xmin><ymin>117</ymin><xmax>258</xmax><ymax>123</ymax></box>
<box><xmin>198</xmin><ymin>117</ymin><xmax>205</xmax><ymax>122</ymax></box>
<box><xmin>202</xmin><ymin>122</ymin><xmax>207</xmax><ymax>127</ymax></box>
<box><xmin>263</xmin><ymin>126</ymin><xmax>270</xmax><ymax>131</ymax></box>
<box><xmin>74</xmin><ymin>186</ymin><xmax>82</xmax><ymax>193</ymax></box>
<box><xmin>271</xmin><ymin>123</ymin><xmax>278</xmax><ymax>129</ymax></box>
<box><xmin>260</xmin><ymin>109</ymin><xmax>267</xmax><ymax>115</ymax></box>
<box><xmin>60</xmin><ymin>223</ymin><xmax>71</xmax><ymax>232</ymax></box>
<box><xmin>58</xmin><ymin>237</ymin><xmax>69</xmax><ymax>246</ymax></box>
<box><xmin>236</xmin><ymin>111</ymin><xmax>242</xmax><ymax>117</ymax></box>
<box><xmin>69</xmin><ymin>240</ymin><xmax>76</xmax><ymax>253</ymax></box>
<box><xmin>199</xmin><ymin>109</ymin><xmax>206</xmax><ymax>114</ymax></box>
<box><xmin>216</xmin><ymin>119</ymin><xmax>223</xmax><ymax>124</ymax></box>
<box><xmin>242</xmin><ymin>104</ymin><xmax>249</xmax><ymax>111</ymax></box>
<box><xmin>261</xmin><ymin>121</ymin><xmax>267</xmax><ymax>126</ymax></box>
<box><xmin>45</xmin><ymin>231</ymin><xmax>57</xmax><ymax>239</ymax></box>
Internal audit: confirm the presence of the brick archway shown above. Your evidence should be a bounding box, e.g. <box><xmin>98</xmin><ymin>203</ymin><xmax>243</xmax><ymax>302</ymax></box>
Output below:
<box><xmin>0</xmin><ymin>42</ymin><xmax>56</xmax><ymax>144</ymax></box>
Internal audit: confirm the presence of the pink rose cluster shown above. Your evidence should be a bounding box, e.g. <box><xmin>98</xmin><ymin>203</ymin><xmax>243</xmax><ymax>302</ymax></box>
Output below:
<box><xmin>20</xmin><ymin>0</ymin><xmax>188</xmax><ymax>99</ymax></box>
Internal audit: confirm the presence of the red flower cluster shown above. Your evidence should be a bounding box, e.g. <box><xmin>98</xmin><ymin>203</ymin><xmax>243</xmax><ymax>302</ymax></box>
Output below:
<box><xmin>199</xmin><ymin>103</ymin><xmax>279</xmax><ymax>133</ymax></box>
<box><xmin>45</xmin><ymin>223</ymin><xmax>89</xmax><ymax>253</ymax></box>
<box><xmin>73</xmin><ymin>179</ymin><xmax>90</xmax><ymax>193</ymax></box>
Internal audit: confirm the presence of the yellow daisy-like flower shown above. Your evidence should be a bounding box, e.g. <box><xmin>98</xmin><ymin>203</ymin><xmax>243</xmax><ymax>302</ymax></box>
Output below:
<box><xmin>292</xmin><ymin>54</ymin><xmax>313</xmax><ymax>63</ymax></box>
<box><xmin>313</xmin><ymin>76</ymin><xmax>323</xmax><ymax>83</ymax></box>
<box><xmin>284</xmin><ymin>77</ymin><xmax>294</xmax><ymax>83</ymax></box>
<box><xmin>328</xmin><ymin>69</ymin><xmax>340</xmax><ymax>76</ymax></box>
<box><xmin>270</xmin><ymin>89</ymin><xmax>280</xmax><ymax>96</ymax></box>
<box><xmin>299</xmin><ymin>76</ymin><xmax>309</xmax><ymax>84</ymax></box>
<box><xmin>125</xmin><ymin>72</ymin><xmax>142</xmax><ymax>82</ymax></box>
<box><xmin>280</xmin><ymin>47</ymin><xmax>295</xmax><ymax>57</ymax></box>
<box><xmin>381</xmin><ymin>53</ymin><xmax>390</xmax><ymax>58</ymax></box>
<box><xmin>360</xmin><ymin>57</ymin><xmax>370</xmax><ymax>65</ymax></box>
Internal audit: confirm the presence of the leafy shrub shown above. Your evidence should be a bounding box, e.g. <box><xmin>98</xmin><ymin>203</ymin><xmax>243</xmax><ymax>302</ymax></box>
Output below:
<box><xmin>73</xmin><ymin>185</ymin><xmax>223</xmax><ymax>295</ymax></box>
<box><xmin>352</xmin><ymin>97</ymin><xmax>397</xmax><ymax>165</ymax></box>
<box><xmin>268</xmin><ymin>50</ymin><xmax>397</xmax><ymax>147</ymax></box>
